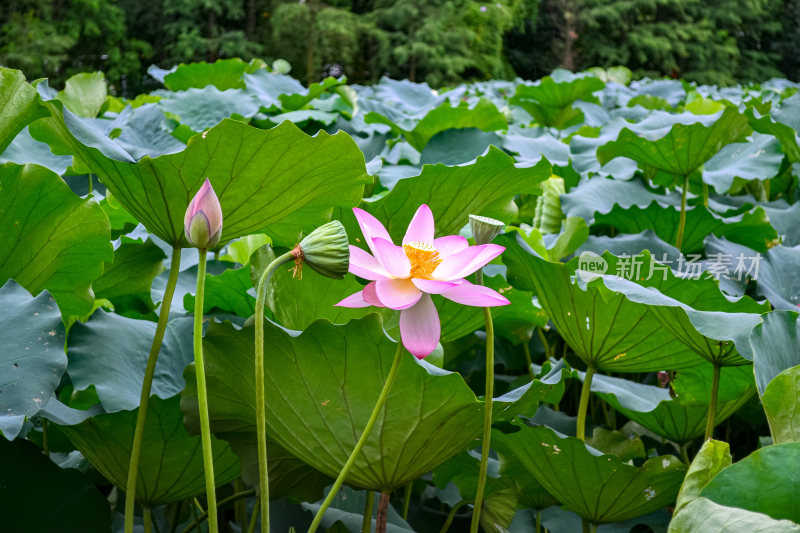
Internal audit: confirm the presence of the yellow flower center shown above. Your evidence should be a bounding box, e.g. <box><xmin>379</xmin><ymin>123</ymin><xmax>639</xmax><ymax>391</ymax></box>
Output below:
<box><xmin>403</xmin><ymin>241</ymin><xmax>442</xmax><ymax>279</ymax></box>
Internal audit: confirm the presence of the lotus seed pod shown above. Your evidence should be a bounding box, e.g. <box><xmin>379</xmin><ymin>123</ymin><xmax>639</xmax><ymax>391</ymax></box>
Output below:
<box><xmin>469</xmin><ymin>214</ymin><xmax>505</xmax><ymax>245</ymax></box>
<box><xmin>295</xmin><ymin>220</ymin><xmax>350</xmax><ymax>279</ymax></box>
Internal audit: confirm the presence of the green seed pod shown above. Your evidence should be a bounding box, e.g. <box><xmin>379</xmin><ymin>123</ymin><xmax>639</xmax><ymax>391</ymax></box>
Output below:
<box><xmin>469</xmin><ymin>214</ymin><xmax>505</xmax><ymax>245</ymax></box>
<box><xmin>295</xmin><ymin>220</ymin><xmax>350</xmax><ymax>279</ymax></box>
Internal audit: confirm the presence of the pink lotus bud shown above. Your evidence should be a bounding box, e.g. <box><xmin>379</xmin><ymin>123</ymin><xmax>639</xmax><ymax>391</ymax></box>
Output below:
<box><xmin>184</xmin><ymin>178</ymin><xmax>223</xmax><ymax>249</ymax></box>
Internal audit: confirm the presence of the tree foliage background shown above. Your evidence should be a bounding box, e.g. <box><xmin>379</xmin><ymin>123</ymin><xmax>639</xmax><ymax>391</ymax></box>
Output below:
<box><xmin>1</xmin><ymin>0</ymin><xmax>798</xmax><ymax>95</ymax></box>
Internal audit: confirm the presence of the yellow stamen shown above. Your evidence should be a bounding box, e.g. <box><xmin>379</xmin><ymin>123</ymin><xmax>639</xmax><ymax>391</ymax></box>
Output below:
<box><xmin>403</xmin><ymin>241</ymin><xmax>442</xmax><ymax>279</ymax></box>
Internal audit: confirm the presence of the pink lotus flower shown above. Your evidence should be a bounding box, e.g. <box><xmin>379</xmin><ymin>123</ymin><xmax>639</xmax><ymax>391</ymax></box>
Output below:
<box><xmin>184</xmin><ymin>178</ymin><xmax>223</xmax><ymax>249</ymax></box>
<box><xmin>336</xmin><ymin>205</ymin><xmax>510</xmax><ymax>358</ymax></box>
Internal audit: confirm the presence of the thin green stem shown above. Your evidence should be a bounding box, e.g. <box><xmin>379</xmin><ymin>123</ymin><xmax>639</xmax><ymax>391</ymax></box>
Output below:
<box><xmin>190</xmin><ymin>499</ymin><xmax>200</xmax><ymax>533</ymax></box>
<box><xmin>42</xmin><ymin>419</ymin><xmax>50</xmax><ymax>457</ymax></box>
<box><xmin>193</xmin><ymin>250</ymin><xmax>218</xmax><ymax>533</ymax></box>
<box><xmin>470</xmin><ymin>268</ymin><xmax>494</xmax><ymax>533</ymax></box>
<box><xmin>169</xmin><ymin>500</ymin><xmax>182</xmax><ymax>533</ymax></box>
<box><xmin>307</xmin><ymin>342</ymin><xmax>407</xmax><ymax>533</ymax></box>
<box><xmin>401</xmin><ymin>482</ymin><xmax>412</xmax><ymax>521</ymax></box>
<box><xmin>675</xmin><ymin>174</ymin><xmax>689</xmax><ymax>250</ymax></box>
<box><xmin>582</xmin><ymin>518</ymin><xmax>590</xmax><ymax>533</ymax></box>
<box><xmin>248</xmin><ymin>499</ymin><xmax>260</xmax><ymax>533</ymax></box>
<box><xmin>702</xmin><ymin>182</ymin><xmax>709</xmax><ymax>208</ymax></box>
<box><xmin>180</xmin><ymin>489</ymin><xmax>256</xmax><ymax>533</ymax></box>
<box><xmin>523</xmin><ymin>339</ymin><xmax>537</xmax><ymax>380</ymax></box>
<box><xmin>144</xmin><ymin>508</ymin><xmax>152</xmax><ymax>533</ymax></box>
<box><xmin>536</xmin><ymin>509</ymin><xmax>541</xmax><ymax>533</ymax></box>
<box><xmin>704</xmin><ymin>364</ymin><xmax>721</xmax><ymax>441</ymax></box>
<box><xmin>537</xmin><ymin>327</ymin><xmax>551</xmax><ymax>362</ymax></box>
<box><xmin>577</xmin><ymin>367</ymin><xmax>596</xmax><ymax>441</ymax></box>
<box><xmin>590</xmin><ymin>522</ymin><xmax>598</xmax><ymax>533</ymax></box>
<box><xmin>88</xmin><ymin>174</ymin><xmax>93</xmax><ymax>195</ymax></box>
<box><xmin>125</xmin><ymin>247</ymin><xmax>183</xmax><ymax>533</ymax></box>
<box><xmin>439</xmin><ymin>500</ymin><xmax>471</xmax><ymax>533</ymax></box>
<box><xmin>680</xmin><ymin>442</ymin><xmax>691</xmax><ymax>465</ymax></box>
<box><xmin>255</xmin><ymin>251</ymin><xmax>295</xmax><ymax>533</ymax></box>
<box><xmin>361</xmin><ymin>492</ymin><xmax>374</xmax><ymax>533</ymax></box>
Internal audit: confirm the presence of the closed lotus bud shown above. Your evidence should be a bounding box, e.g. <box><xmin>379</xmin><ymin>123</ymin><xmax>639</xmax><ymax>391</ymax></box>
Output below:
<box><xmin>184</xmin><ymin>178</ymin><xmax>223</xmax><ymax>249</ymax></box>
<box><xmin>292</xmin><ymin>221</ymin><xmax>349</xmax><ymax>279</ymax></box>
<box><xmin>469</xmin><ymin>214</ymin><xmax>505</xmax><ymax>245</ymax></box>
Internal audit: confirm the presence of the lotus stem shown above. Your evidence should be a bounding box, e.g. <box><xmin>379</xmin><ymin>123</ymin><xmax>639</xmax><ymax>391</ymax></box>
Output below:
<box><xmin>180</xmin><ymin>489</ymin><xmax>256</xmax><ymax>533</ymax></box>
<box><xmin>362</xmin><ymin>492</ymin><xmax>375</xmax><ymax>533</ymax></box>
<box><xmin>193</xmin><ymin>249</ymin><xmax>218</xmax><ymax>533</ymax></box>
<box><xmin>577</xmin><ymin>366</ymin><xmax>596</xmax><ymax>441</ymax></box>
<box><xmin>125</xmin><ymin>246</ymin><xmax>183</xmax><ymax>533</ymax></box>
<box><xmin>439</xmin><ymin>500</ymin><xmax>471</xmax><ymax>533</ymax></box>
<box><xmin>376</xmin><ymin>492</ymin><xmax>390</xmax><ymax>533</ymax></box>
<box><xmin>248</xmin><ymin>499</ymin><xmax>260</xmax><ymax>533</ymax></box>
<box><xmin>254</xmin><ymin>251</ymin><xmax>295</xmax><ymax>533</ymax></box>
<box><xmin>675</xmin><ymin>174</ymin><xmax>689</xmax><ymax>250</ymax></box>
<box><xmin>401</xmin><ymin>482</ymin><xmax>412</xmax><ymax>520</ymax></box>
<box><xmin>702</xmin><ymin>182</ymin><xmax>709</xmax><ymax>208</ymax></box>
<box><xmin>470</xmin><ymin>267</ymin><xmax>495</xmax><ymax>533</ymax></box>
<box><xmin>307</xmin><ymin>341</ymin><xmax>406</xmax><ymax>533</ymax></box>
<box><xmin>143</xmin><ymin>508</ymin><xmax>152</xmax><ymax>533</ymax></box>
<box><xmin>704</xmin><ymin>363</ymin><xmax>721</xmax><ymax>440</ymax></box>
<box><xmin>536</xmin><ymin>509</ymin><xmax>541</xmax><ymax>533</ymax></box>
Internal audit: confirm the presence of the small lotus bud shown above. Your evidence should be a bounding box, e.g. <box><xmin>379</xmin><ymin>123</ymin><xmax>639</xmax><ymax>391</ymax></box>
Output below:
<box><xmin>184</xmin><ymin>178</ymin><xmax>223</xmax><ymax>249</ymax></box>
<box><xmin>292</xmin><ymin>221</ymin><xmax>350</xmax><ymax>279</ymax></box>
<box><xmin>469</xmin><ymin>214</ymin><xmax>505</xmax><ymax>245</ymax></box>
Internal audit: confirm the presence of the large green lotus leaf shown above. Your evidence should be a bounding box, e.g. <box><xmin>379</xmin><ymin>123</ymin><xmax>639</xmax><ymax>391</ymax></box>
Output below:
<box><xmin>183</xmin><ymin>265</ymin><xmax>255</xmax><ymax>317</ymax></box>
<box><xmin>749</xmin><ymin>311</ymin><xmax>800</xmax><ymax>443</ymax></box>
<box><xmin>0</xmin><ymin>68</ymin><xmax>49</xmax><ymax>153</ymax></box>
<box><xmin>0</xmin><ymin>438</ymin><xmax>111</xmax><ymax>532</ymax></box>
<box><xmin>0</xmin><ymin>163</ymin><xmax>112</xmax><ymax>318</ymax></box>
<box><xmin>360</xmin><ymin>148</ymin><xmax>550</xmax><ymax>243</ymax></box>
<box><xmin>279</xmin><ymin>76</ymin><xmax>345</xmax><ymax>111</ymax></box>
<box><xmin>746</xmin><ymin>106</ymin><xmax>800</xmax><ymax>163</ymax></box>
<box><xmin>224</xmin><ymin>433</ymin><xmax>332</xmax><ymax>502</ymax></box>
<box><xmin>365</xmin><ymin>98</ymin><xmax>507</xmax><ymax>151</ymax></box>
<box><xmin>244</xmin><ymin>70</ymin><xmax>343</xmax><ymax>111</ymax></box>
<box><xmin>702</xmin><ymin>133</ymin><xmax>783</xmax><ymax>194</ymax></box>
<box><xmin>668</xmin><ymin>497</ymin><xmax>800</xmax><ymax>533</ymax></box>
<box><xmin>510</xmin><ymin>76</ymin><xmax>605</xmax><ymax>129</ymax></box>
<box><xmin>30</xmin><ymin>100</ymin><xmax>370</xmax><ymax>246</ymax></box>
<box><xmin>163</xmin><ymin>58</ymin><xmax>252</xmax><ymax>91</ymax></box>
<box><xmin>568</xmin><ymin>123</ymin><xmax>639</xmax><ymax>180</ymax></box>
<box><xmin>499</xmin><ymin>235</ymin><xmax>699</xmax><ymax>372</ymax></box>
<box><xmin>597</xmin><ymin>107</ymin><xmax>750</xmax><ymax>181</ymax></box>
<box><xmin>420</xmin><ymin>128</ymin><xmax>502</xmax><ymax>166</ymax></box>
<box><xmin>57</xmin><ymin>71</ymin><xmax>107</xmax><ymax>118</ymax></box>
<box><xmin>266</xmin><ymin>267</ymin><xmax>392</xmax><ymax>331</ymax></box>
<box><xmin>56</xmin><ymin>395</ymin><xmax>240</xmax><ymax>507</ymax></box>
<box><xmin>699</xmin><ymin>442</ymin><xmax>800</xmax><ymax>523</ymax></box>
<box><xmin>588</xmin><ymin>366</ymin><xmax>754</xmax><ymax>444</ymax></box>
<box><xmin>180</xmin><ymin>316</ymin><xmax>567</xmax><ymax>491</ymax></box>
<box><xmin>752</xmin><ymin>245</ymin><xmax>800</xmax><ymax>311</ymax></box>
<box><xmin>108</xmin><ymin>103</ymin><xmax>187</xmax><ymax>159</ymax></box>
<box><xmin>588</xmin><ymin>251</ymin><xmax>766</xmax><ymax>366</ymax></box>
<box><xmin>157</xmin><ymin>86</ymin><xmax>260</xmax><ymax>133</ymax></box>
<box><xmin>93</xmin><ymin>236</ymin><xmax>166</xmax><ymax>316</ymax></box>
<box><xmin>0</xmin><ymin>126</ymin><xmax>72</xmax><ymax>175</ymax></box>
<box><xmin>761</xmin><ymin>366</ymin><xmax>800</xmax><ymax>444</ymax></box>
<box><xmin>747</xmin><ymin>310</ymin><xmax>800</xmax><ymax>396</ymax></box>
<box><xmin>492</xmin><ymin>422</ymin><xmax>687</xmax><ymax>524</ymax></box>
<box><xmin>561</xmin><ymin>177</ymin><xmax>680</xmax><ymax>223</ymax></box>
<box><xmin>503</xmin><ymin>133</ymin><xmax>569</xmax><ymax>167</ymax></box>
<box><xmin>595</xmin><ymin>201</ymin><xmax>778</xmax><ymax>254</ymax></box>
<box><xmin>0</xmin><ymin>281</ymin><xmax>66</xmax><ymax>440</ymax></box>
<box><xmin>67</xmin><ymin>311</ymin><xmax>193</xmax><ymax>412</ymax></box>
<box><xmin>674</xmin><ymin>439</ymin><xmax>731</xmax><ymax>514</ymax></box>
